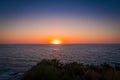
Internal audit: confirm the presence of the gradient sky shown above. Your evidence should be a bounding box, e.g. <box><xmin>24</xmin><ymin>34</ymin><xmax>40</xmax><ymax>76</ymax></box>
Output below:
<box><xmin>0</xmin><ymin>0</ymin><xmax>120</xmax><ymax>44</ymax></box>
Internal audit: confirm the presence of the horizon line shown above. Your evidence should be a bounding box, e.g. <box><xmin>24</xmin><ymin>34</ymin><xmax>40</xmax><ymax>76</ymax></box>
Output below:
<box><xmin>0</xmin><ymin>43</ymin><xmax>120</xmax><ymax>45</ymax></box>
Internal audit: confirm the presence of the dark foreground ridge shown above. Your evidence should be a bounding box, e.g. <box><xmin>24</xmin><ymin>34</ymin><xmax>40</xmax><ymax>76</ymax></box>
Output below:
<box><xmin>21</xmin><ymin>59</ymin><xmax>120</xmax><ymax>80</ymax></box>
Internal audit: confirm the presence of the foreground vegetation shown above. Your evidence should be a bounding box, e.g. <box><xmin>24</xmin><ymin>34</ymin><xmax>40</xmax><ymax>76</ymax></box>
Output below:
<box><xmin>21</xmin><ymin>59</ymin><xmax>120</xmax><ymax>80</ymax></box>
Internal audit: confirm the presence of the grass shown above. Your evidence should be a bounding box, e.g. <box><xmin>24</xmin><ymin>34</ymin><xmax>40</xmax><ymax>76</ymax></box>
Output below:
<box><xmin>21</xmin><ymin>59</ymin><xmax>120</xmax><ymax>80</ymax></box>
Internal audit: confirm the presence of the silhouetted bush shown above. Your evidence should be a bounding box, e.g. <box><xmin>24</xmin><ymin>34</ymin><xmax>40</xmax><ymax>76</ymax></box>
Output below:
<box><xmin>21</xmin><ymin>59</ymin><xmax>120</xmax><ymax>80</ymax></box>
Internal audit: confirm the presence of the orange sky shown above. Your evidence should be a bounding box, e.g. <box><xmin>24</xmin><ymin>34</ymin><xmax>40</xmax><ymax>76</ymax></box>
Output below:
<box><xmin>0</xmin><ymin>16</ymin><xmax>120</xmax><ymax>44</ymax></box>
<box><xmin>0</xmin><ymin>0</ymin><xmax>120</xmax><ymax>44</ymax></box>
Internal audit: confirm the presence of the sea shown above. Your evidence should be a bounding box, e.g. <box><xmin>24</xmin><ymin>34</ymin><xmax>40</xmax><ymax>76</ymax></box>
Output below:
<box><xmin>0</xmin><ymin>44</ymin><xmax>120</xmax><ymax>80</ymax></box>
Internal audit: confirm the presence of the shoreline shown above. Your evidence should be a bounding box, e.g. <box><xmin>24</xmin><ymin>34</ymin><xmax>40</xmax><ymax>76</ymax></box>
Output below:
<box><xmin>0</xmin><ymin>59</ymin><xmax>120</xmax><ymax>80</ymax></box>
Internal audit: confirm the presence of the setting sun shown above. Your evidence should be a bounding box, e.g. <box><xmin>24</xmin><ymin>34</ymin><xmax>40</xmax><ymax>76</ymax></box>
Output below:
<box><xmin>51</xmin><ymin>39</ymin><xmax>62</xmax><ymax>44</ymax></box>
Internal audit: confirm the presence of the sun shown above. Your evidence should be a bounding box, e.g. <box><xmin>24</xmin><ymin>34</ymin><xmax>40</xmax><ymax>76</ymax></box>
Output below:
<box><xmin>51</xmin><ymin>39</ymin><xmax>62</xmax><ymax>44</ymax></box>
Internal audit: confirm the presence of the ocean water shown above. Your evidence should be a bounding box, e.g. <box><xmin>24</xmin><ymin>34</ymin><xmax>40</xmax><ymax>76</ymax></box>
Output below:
<box><xmin>0</xmin><ymin>44</ymin><xmax>120</xmax><ymax>79</ymax></box>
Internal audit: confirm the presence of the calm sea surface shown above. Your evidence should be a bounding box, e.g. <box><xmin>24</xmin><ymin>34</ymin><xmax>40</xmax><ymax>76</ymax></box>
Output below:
<box><xmin>0</xmin><ymin>44</ymin><xmax>120</xmax><ymax>76</ymax></box>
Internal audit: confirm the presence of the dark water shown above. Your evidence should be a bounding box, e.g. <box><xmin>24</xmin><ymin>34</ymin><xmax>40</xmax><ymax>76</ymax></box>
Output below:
<box><xmin>0</xmin><ymin>44</ymin><xmax>120</xmax><ymax>78</ymax></box>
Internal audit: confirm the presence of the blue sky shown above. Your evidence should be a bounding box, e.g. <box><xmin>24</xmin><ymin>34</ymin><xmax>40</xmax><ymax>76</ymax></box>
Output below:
<box><xmin>0</xmin><ymin>0</ymin><xmax>120</xmax><ymax>20</ymax></box>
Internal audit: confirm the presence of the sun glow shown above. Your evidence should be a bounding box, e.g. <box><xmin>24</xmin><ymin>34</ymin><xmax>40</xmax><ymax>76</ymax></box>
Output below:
<box><xmin>51</xmin><ymin>39</ymin><xmax>62</xmax><ymax>44</ymax></box>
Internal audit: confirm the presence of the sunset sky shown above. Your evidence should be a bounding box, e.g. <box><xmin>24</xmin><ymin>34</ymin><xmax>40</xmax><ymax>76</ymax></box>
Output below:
<box><xmin>0</xmin><ymin>0</ymin><xmax>120</xmax><ymax>44</ymax></box>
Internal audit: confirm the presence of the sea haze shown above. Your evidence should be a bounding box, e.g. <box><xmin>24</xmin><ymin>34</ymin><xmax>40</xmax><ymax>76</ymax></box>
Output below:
<box><xmin>0</xmin><ymin>44</ymin><xmax>120</xmax><ymax>74</ymax></box>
